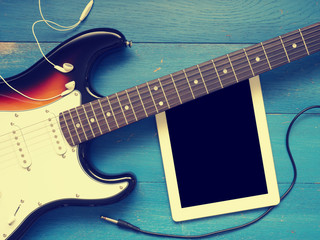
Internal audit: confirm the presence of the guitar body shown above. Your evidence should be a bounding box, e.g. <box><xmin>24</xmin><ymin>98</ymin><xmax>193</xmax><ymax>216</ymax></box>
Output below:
<box><xmin>0</xmin><ymin>29</ymin><xmax>136</xmax><ymax>240</ymax></box>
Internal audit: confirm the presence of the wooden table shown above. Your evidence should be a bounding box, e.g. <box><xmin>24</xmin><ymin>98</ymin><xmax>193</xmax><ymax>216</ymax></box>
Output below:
<box><xmin>0</xmin><ymin>1</ymin><xmax>319</xmax><ymax>239</ymax></box>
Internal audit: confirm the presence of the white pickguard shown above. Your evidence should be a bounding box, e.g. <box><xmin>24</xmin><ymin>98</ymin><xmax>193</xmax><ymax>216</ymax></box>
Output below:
<box><xmin>0</xmin><ymin>91</ymin><xmax>129</xmax><ymax>239</ymax></box>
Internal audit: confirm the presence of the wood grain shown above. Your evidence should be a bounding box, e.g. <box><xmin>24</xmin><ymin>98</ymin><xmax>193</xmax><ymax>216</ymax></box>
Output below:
<box><xmin>0</xmin><ymin>0</ymin><xmax>319</xmax><ymax>239</ymax></box>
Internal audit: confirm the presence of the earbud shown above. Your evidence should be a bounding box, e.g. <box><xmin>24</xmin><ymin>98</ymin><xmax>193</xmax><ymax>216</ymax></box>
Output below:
<box><xmin>34</xmin><ymin>0</ymin><xmax>94</xmax><ymax>73</ymax></box>
<box><xmin>61</xmin><ymin>81</ymin><xmax>76</xmax><ymax>96</ymax></box>
<box><xmin>54</xmin><ymin>63</ymin><xmax>74</xmax><ymax>73</ymax></box>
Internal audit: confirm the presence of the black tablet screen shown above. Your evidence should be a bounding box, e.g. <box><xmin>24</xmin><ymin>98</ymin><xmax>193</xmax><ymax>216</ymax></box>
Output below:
<box><xmin>165</xmin><ymin>80</ymin><xmax>268</xmax><ymax>208</ymax></box>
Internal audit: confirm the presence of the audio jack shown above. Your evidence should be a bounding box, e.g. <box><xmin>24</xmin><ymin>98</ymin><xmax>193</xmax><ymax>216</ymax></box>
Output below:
<box><xmin>101</xmin><ymin>216</ymin><xmax>141</xmax><ymax>232</ymax></box>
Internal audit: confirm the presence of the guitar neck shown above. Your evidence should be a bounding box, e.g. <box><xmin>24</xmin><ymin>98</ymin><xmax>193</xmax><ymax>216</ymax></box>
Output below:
<box><xmin>59</xmin><ymin>22</ymin><xmax>320</xmax><ymax>146</ymax></box>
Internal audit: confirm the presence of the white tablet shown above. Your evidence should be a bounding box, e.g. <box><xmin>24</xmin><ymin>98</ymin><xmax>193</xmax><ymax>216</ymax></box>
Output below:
<box><xmin>156</xmin><ymin>76</ymin><xmax>280</xmax><ymax>222</ymax></box>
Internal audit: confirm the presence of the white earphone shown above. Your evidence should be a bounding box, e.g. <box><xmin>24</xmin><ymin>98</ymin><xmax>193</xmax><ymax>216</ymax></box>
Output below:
<box><xmin>34</xmin><ymin>0</ymin><xmax>94</xmax><ymax>73</ymax></box>
<box><xmin>0</xmin><ymin>0</ymin><xmax>94</xmax><ymax>101</ymax></box>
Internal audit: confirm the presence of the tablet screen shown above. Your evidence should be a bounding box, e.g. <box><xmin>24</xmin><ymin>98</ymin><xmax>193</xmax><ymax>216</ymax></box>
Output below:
<box><xmin>165</xmin><ymin>80</ymin><xmax>267</xmax><ymax>208</ymax></box>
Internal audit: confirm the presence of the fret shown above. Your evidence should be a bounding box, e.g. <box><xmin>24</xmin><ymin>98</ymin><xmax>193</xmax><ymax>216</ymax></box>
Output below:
<box><xmin>280</xmin><ymin>29</ymin><xmax>309</xmax><ymax>62</ymax></box>
<box><xmin>146</xmin><ymin>82</ymin><xmax>159</xmax><ymax>113</ymax></box>
<box><xmin>197</xmin><ymin>60</ymin><xmax>223</xmax><ymax>93</ymax></box>
<box><xmin>196</xmin><ymin>65</ymin><xmax>209</xmax><ymax>94</ymax></box>
<box><xmin>183</xmin><ymin>65</ymin><xmax>208</xmax><ymax>99</ymax></box>
<box><xmin>82</xmin><ymin>105</ymin><xmax>96</xmax><ymax>138</ymax></box>
<box><xmin>106</xmin><ymin>96</ymin><xmax>119</xmax><ymax>128</ymax></box>
<box><xmin>260</xmin><ymin>42</ymin><xmax>272</xmax><ymax>70</ymax></box>
<box><xmin>227</xmin><ymin>49</ymin><xmax>253</xmax><ymax>81</ymax></box>
<box><xmin>115</xmin><ymin>92</ymin><xmax>128</xmax><ymax>125</ymax></box>
<box><xmin>212</xmin><ymin>55</ymin><xmax>237</xmax><ymax>88</ymax></box>
<box><xmin>82</xmin><ymin>103</ymin><xmax>102</xmax><ymax>137</ymax></box>
<box><xmin>147</xmin><ymin>78</ymin><xmax>169</xmax><ymax>112</ymax></box>
<box><xmin>60</xmin><ymin>112</ymin><xmax>75</xmax><ymax>146</ymax></box>
<box><xmin>182</xmin><ymin>69</ymin><xmax>195</xmax><ymax>99</ymax></box>
<box><xmin>68</xmin><ymin>108</ymin><xmax>86</xmax><ymax>142</ymax></box>
<box><xmin>67</xmin><ymin>109</ymin><xmax>81</xmax><ymax>143</ymax></box>
<box><xmin>244</xmin><ymin>43</ymin><xmax>271</xmax><ymax>76</ymax></box>
<box><xmin>97</xmin><ymin>99</ymin><xmax>111</xmax><ymax>132</ymax></box>
<box><xmin>99</xmin><ymin>97</ymin><xmax>118</xmax><ymax>131</ymax></box>
<box><xmin>125</xmin><ymin>89</ymin><xmax>139</xmax><ymax>120</ymax></box>
<box><xmin>76</xmin><ymin>105</ymin><xmax>95</xmax><ymax>139</ymax></box>
<box><xmin>157</xmin><ymin>77</ymin><xmax>172</xmax><ymax>108</ymax></box>
<box><xmin>262</xmin><ymin>37</ymin><xmax>289</xmax><ymax>69</ymax></box>
<box><xmin>279</xmin><ymin>36</ymin><xmax>290</xmax><ymax>62</ymax></box>
<box><xmin>170</xmin><ymin>74</ymin><xmax>182</xmax><ymax>104</ymax></box>
<box><xmin>136</xmin><ymin>83</ymin><xmax>158</xmax><ymax>116</ymax></box>
<box><xmin>300</xmin><ymin>24</ymin><xmax>320</xmax><ymax>54</ymax></box>
<box><xmin>158</xmin><ymin>78</ymin><xmax>170</xmax><ymax>108</ymax></box>
<box><xmin>135</xmin><ymin>86</ymin><xmax>148</xmax><ymax>117</ymax></box>
<box><xmin>117</xmin><ymin>90</ymin><xmax>137</xmax><ymax>124</ymax></box>
<box><xmin>299</xmin><ymin>29</ymin><xmax>310</xmax><ymax>55</ymax></box>
<box><xmin>211</xmin><ymin>60</ymin><xmax>223</xmax><ymax>88</ymax></box>
<box><xmin>74</xmin><ymin>108</ymin><xmax>89</xmax><ymax>140</ymax></box>
<box><xmin>171</xmin><ymin>70</ymin><xmax>193</xmax><ymax>103</ymax></box>
<box><xmin>89</xmin><ymin>102</ymin><xmax>103</xmax><ymax>135</ymax></box>
<box><xmin>125</xmin><ymin>86</ymin><xmax>147</xmax><ymax>120</ymax></box>
<box><xmin>158</xmin><ymin>76</ymin><xmax>181</xmax><ymax>108</ymax></box>
<box><xmin>108</xmin><ymin>94</ymin><xmax>127</xmax><ymax>128</ymax></box>
<box><xmin>243</xmin><ymin>48</ymin><xmax>255</xmax><ymax>76</ymax></box>
<box><xmin>227</xmin><ymin>54</ymin><xmax>239</xmax><ymax>82</ymax></box>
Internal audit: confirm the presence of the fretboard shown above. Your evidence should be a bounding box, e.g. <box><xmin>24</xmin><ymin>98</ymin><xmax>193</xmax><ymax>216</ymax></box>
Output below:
<box><xmin>59</xmin><ymin>22</ymin><xmax>320</xmax><ymax>146</ymax></box>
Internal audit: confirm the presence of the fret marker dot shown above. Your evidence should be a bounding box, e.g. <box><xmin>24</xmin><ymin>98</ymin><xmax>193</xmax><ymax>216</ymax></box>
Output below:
<box><xmin>255</xmin><ymin>57</ymin><xmax>260</xmax><ymax>62</ymax></box>
<box><xmin>194</xmin><ymin>79</ymin><xmax>199</xmax><ymax>84</ymax></box>
<box><xmin>76</xmin><ymin>123</ymin><xmax>80</xmax><ymax>128</ymax></box>
<box><xmin>223</xmin><ymin>69</ymin><xmax>228</xmax><ymax>74</ymax></box>
<box><xmin>292</xmin><ymin>43</ymin><xmax>297</xmax><ymax>48</ymax></box>
<box><xmin>159</xmin><ymin>101</ymin><xmax>164</xmax><ymax>106</ymax></box>
<box><xmin>106</xmin><ymin>112</ymin><xmax>111</xmax><ymax>117</ymax></box>
<box><xmin>125</xmin><ymin>105</ymin><xmax>129</xmax><ymax>110</ymax></box>
<box><xmin>153</xmin><ymin>86</ymin><xmax>158</xmax><ymax>91</ymax></box>
<box><xmin>90</xmin><ymin>118</ymin><xmax>95</xmax><ymax>123</ymax></box>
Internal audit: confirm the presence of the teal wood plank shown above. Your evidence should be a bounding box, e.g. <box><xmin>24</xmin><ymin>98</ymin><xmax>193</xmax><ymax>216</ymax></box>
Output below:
<box><xmin>0</xmin><ymin>0</ymin><xmax>319</xmax><ymax>43</ymax></box>
<box><xmin>0</xmin><ymin>43</ymin><xmax>319</xmax><ymax>114</ymax></box>
<box><xmin>21</xmin><ymin>184</ymin><xmax>320</xmax><ymax>240</ymax></box>
<box><xmin>0</xmin><ymin>0</ymin><xmax>320</xmax><ymax>239</ymax></box>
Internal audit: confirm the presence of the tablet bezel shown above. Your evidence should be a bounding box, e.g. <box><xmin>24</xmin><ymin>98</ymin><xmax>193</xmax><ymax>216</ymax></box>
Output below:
<box><xmin>155</xmin><ymin>76</ymin><xmax>280</xmax><ymax>222</ymax></box>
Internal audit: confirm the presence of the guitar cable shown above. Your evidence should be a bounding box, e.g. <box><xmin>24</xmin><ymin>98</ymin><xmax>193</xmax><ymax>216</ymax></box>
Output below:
<box><xmin>101</xmin><ymin>105</ymin><xmax>320</xmax><ymax>238</ymax></box>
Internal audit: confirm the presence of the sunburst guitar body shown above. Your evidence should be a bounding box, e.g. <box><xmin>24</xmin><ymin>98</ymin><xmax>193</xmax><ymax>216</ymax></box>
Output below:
<box><xmin>0</xmin><ymin>29</ymin><xmax>136</xmax><ymax>240</ymax></box>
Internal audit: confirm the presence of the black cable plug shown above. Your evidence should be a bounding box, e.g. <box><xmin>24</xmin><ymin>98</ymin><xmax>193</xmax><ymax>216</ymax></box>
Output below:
<box><xmin>101</xmin><ymin>216</ymin><xmax>141</xmax><ymax>232</ymax></box>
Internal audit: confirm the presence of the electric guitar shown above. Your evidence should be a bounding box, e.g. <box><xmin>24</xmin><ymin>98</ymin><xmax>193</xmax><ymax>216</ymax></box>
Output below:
<box><xmin>0</xmin><ymin>23</ymin><xmax>319</xmax><ymax>239</ymax></box>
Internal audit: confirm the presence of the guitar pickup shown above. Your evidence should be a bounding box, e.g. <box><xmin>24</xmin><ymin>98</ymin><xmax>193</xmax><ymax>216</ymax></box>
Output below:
<box><xmin>10</xmin><ymin>124</ymin><xmax>32</xmax><ymax>169</ymax></box>
<box><xmin>46</xmin><ymin>111</ymin><xmax>67</xmax><ymax>156</ymax></box>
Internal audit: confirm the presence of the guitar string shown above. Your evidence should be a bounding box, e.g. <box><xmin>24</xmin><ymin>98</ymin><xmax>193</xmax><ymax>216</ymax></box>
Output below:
<box><xmin>0</xmin><ymin>25</ymin><xmax>319</xmax><ymax>148</ymax></box>
<box><xmin>64</xmin><ymin>38</ymin><xmax>320</xmax><ymax>142</ymax></box>
<box><xmin>1</xmin><ymin>33</ymin><xmax>319</xmax><ymax>146</ymax></box>
<box><xmin>1</xmin><ymin>30</ymin><xmax>318</xmax><ymax>150</ymax></box>
<box><xmin>0</xmin><ymin>121</ymin><xmax>64</xmax><ymax>166</ymax></box>
<box><xmin>63</xmin><ymin>32</ymin><xmax>316</xmax><ymax>131</ymax></box>
<box><xmin>65</xmin><ymin>26</ymin><xmax>320</xmax><ymax>128</ymax></box>
<box><xmin>68</xmin><ymin>33</ymin><xmax>319</xmax><ymax>134</ymax></box>
<box><xmin>0</xmin><ymin>34</ymin><xmax>320</xmax><ymax>163</ymax></box>
<box><xmin>50</xmin><ymin>38</ymin><xmax>320</xmax><ymax>145</ymax></box>
<box><xmin>1</xmin><ymin>25</ymin><xmax>319</xmax><ymax>165</ymax></box>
